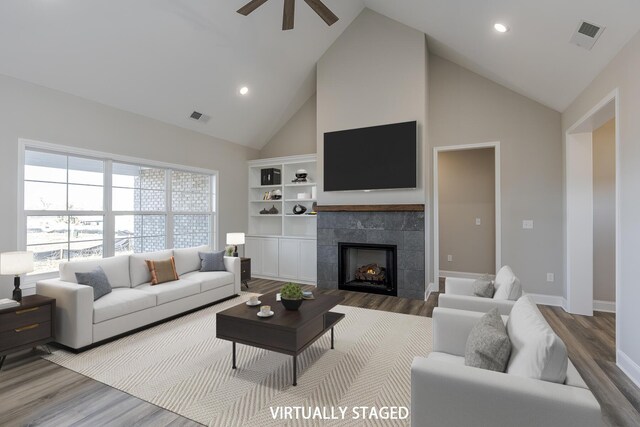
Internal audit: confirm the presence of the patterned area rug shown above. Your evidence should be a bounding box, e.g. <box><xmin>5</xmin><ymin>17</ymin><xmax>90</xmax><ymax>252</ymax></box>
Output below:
<box><xmin>45</xmin><ymin>294</ymin><xmax>432</xmax><ymax>426</ymax></box>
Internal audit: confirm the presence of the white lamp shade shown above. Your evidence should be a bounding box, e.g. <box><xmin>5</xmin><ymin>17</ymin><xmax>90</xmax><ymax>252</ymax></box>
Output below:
<box><xmin>226</xmin><ymin>232</ymin><xmax>245</xmax><ymax>246</ymax></box>
<box><xmin>0</xmin><ymin>251</ymin><xmax>35</xmax><ymax>275</ymax></box>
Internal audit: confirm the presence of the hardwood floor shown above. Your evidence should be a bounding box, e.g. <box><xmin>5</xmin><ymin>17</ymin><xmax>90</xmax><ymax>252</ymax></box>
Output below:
<box><xmin>0</xmin><ymin>278</ymin><xmax>637</xmax><ymax>426</ymax></box>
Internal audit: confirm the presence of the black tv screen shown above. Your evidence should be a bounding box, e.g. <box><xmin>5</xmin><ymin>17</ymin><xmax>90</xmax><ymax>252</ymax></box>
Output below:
<box><xmin>324</xmin><ymin>121</ymin><xmax>417</xmax><ymax>191</ymax></box>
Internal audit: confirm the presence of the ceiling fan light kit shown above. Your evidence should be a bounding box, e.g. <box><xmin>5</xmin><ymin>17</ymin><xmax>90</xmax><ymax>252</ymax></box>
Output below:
<box><xmin>237</xmin><ymin>0</ymin><xmax>339</xmax><ymax>31</ymax></box>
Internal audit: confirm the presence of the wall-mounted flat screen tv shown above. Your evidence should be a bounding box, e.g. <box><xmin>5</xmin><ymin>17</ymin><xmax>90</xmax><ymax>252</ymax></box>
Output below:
<box><xmin>324</xmin><ymin>121</ymin><xmax>417</xmax><ymax>191</ymax></box>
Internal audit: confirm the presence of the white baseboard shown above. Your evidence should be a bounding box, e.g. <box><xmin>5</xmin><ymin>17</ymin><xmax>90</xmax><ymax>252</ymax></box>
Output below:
<box><xmin>425</xmin><ymin>282</ymin><xmax>438</xmax><ymax>299</ymax></box>
<box><xmin>439</xmin><ymin>270</ymin><xmax>490</xmax><ymax>280</ymax></box>
<box><xmin>594</xmin><ymin>300</ymin><xmax>616</xmax><ymax>313</ymax></box>
<box><xmin>527</xmin><ymin>293</ymin><xmax>567</xmax><ymax>309</ymax></box>
<box><xmin>617</xmin><ymin>350</ymin><xmax>640</xmax><ymax>389</ymax></box>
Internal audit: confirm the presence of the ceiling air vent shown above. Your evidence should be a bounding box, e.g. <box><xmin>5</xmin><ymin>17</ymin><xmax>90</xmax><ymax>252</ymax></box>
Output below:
<box><xmin>189</xmin><ymin>111</ymin><xmax>211</xmax><ymax>123</ymax></box>
<box><xmin>570</xmin><ymin>20</ymin><xmax>605</xmax><ymax>50</ymax></box>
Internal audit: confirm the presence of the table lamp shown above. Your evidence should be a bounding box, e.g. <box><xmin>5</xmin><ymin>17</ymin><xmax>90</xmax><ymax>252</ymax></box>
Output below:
<box><xmin>226</xmin><ymin>233</ymin><xmax>245</xmax><ymax>257</ymax></box>
<box><xmin>0</xmin><ymin>251</ymin><xmax>34</xmax><ymax>302</ymax></box>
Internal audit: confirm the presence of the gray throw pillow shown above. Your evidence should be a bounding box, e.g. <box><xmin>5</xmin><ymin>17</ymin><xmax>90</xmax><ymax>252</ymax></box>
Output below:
<box><xmin>75</xmin><ymin>266</ymin><xmax>112</xmax><ymax>301</ymax></box>
<box><xmin>199</xmin><ymin>250</ymin><xmax>226</xmax><ymax>272</ymax></box>
<box><xmin>473</xmin><ymin>278</ymin><xmax>495</xmax><ymax>298</ymax></box>
<box><xmin>465</xmin><ymin>308</ymin><xmax>512</xmax><ymax>372</ymax></box>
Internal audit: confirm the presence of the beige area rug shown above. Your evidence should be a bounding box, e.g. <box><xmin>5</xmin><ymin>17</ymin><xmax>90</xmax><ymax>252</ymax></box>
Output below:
<box><xmin>45</xmin><ymin>294</ymin><xmax>432</xmax><ymax>427</ymax></box>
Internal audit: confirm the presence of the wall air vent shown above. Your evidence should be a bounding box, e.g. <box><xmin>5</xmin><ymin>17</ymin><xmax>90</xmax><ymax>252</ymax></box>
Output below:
<box><xmin>570</xmin><ymin>20</ymin><xmax>605</xmax><ymax>50</ymax></box>
<box><xmin>189</xmin><ymin>111</ymin><xmax>211</xmax><ymax>123</ymax></box>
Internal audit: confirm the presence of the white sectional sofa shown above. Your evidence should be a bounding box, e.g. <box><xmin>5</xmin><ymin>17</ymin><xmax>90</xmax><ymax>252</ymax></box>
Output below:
<box><xmin>411</xmin><ymin>302</ymin><xmax>603</xmax><ymax>427</ymax></box>
<box><xmin>36</xmin><ymin>246</ymin><xmax>240</xmax><ymax>350</ymax></box>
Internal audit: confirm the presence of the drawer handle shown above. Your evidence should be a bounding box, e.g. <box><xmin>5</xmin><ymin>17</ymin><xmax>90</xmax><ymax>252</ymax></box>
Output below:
<box><xmin>16</xmin><ymin>307</ymin><xmax>39</xmax><ymax>315</ymax></box>
<box><xmin>15</xmin><ymin>323</ymin><xmax>39</xmax><ymax>332</ymax></box>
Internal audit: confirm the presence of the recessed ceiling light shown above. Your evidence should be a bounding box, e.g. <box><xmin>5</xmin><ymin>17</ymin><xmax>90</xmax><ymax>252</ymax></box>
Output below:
<box><xmin>494</xmin><ymin>23</ymin><xmax>509</xmax><ymax>33</ymax></box>
<box><xmin>239</xmin><ymin>86</ymin><xmax>249</xmax><ymax>95</ymax></box>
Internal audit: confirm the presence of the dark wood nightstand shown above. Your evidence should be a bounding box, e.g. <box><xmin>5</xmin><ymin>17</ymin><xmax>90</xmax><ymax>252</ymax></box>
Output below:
<box><xmin>0</xmin><ymin>295</ymin><xmax>55</xmax><ymax>370</ymax></box>
<box><xmin>240</xmin><ymin>257</ymin><xmax>251</xmax><ymax>289</ymax></box>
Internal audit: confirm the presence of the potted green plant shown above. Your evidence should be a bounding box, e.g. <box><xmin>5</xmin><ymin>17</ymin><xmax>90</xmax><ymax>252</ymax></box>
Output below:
<box><xmin>280</xmin><ymin>283</ymin><xmax>304</xmax><ymax>310</ymax></box>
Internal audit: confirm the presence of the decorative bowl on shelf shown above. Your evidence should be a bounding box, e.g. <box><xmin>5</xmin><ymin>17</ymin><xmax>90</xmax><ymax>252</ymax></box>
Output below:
<box><xmin>292</xmin><ymin>169</ymin><xmax>308</xmax><ymax>183</ymax></box>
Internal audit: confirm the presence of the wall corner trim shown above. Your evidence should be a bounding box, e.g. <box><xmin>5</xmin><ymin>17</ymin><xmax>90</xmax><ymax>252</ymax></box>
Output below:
<box><xmin>617</xmin><ymin>350</ymin><xmax>640</xmax><ymax>389</ymax></box>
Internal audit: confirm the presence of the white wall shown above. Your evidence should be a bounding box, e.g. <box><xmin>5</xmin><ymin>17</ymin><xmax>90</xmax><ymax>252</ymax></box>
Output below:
<box><xmin>0</xmin><ymin>74</ymin><xmax>258</xmax><ymax>298</ymax></box>
<box><xmin>438</xmin><ymin>148</ymin><xmax>495</xmax><ymax>274</ymax></box>
<box><xmin>260</xmin><ymin>94</ymin><xmax>317</xmax><ymax>159</ymax></box>
<box><xmin>316</xmin><ymin>9</ymin><xmax>428</xmax><ymax>205</ymax></box>
<box><xmin>562</xmin><ymin>29</ymin><xmax>640</xmax><ymax>381</ymax></box>
<box><xmin>593</xmin><ymin>119</ymin><xmax>616</xmax><ymax>303</ymax></box>
<box><xmin>429</xmin><ymin>55</ymin><xmax>563</xmax><ymax>296</ymax></box>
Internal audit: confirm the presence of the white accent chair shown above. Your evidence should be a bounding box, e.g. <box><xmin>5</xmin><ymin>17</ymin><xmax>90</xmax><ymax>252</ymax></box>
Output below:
<box><xmin>438</xmin><ymin>266</ymin><xmax>522</xmax><ymax>315</ymax></box>
<box><xmin>411</xmin><ymin>303</ymin><xmax>603</xmax><ymax>427</ymax></box>
<box><xmin>36</xmin><ymin>246</ymin><xmax>241</xmax><ymax>350</ymax></box>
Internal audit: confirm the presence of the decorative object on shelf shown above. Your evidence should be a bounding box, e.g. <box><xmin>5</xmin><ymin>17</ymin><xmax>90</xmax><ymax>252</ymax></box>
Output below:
<box><xmin>259</xmin><ymin>207</ymin><xmax>269</xmax><ymax>214</ymax></box>
<box><xmin>280</xmin><ymin>282</ymin><xmax>303</xmax><ymax>310</ymax></box>
<box><xmin>226</xmin><ymin>232</ymin><xmax>246</xmax><ymax>257</ymax></box>
<box><xmin>271</xmin><ymin>189</ymin><xmax>282</xmax><ymax>200</ymax></box>
<box><xmin>263</xmin><ymin>191</ymin><xmax>271</xmax><ymax>200</ymax></box>
<box><xmin>311</xmin><ymin>185</ymin><xmax>317</xmax><ymax>199</ymax></box>
<box><xmin>293</xmin><ymin>204</ymin><xmax>307</xmax><ymax>215</ymax></box>
<box><xmin>297</xmin><ymin>192</ymin><xmax>310</xmax><ymax>199</ymax></box>
<box><xmin>0</xmin><ymin>251</ymin><xmax>34</xmax><ymax>302</ymax></box>
<box><xmin>292</xmin><ymin>169</ymin><xmax>308</xmax><ymax>183</ymax></box>
<box><xmin>268</xmin><ymin>205</ymin><xmax>279</xmax><ymax>214</ymax></box>
<box><xmin>261</xmin><ymin>168</ymin><xmax>281</xmax><ymax>185</ymax></box>
<box><xmin>310</xmin><ymin>202</ymin><xmax>318</xmax><ymax>215</ymax></box>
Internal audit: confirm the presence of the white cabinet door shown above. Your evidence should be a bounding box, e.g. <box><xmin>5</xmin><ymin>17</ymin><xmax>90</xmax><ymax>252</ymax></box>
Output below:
<box><xmin>261</xmin><ymin>238</ymin><xmax>279</xmax><ymax>277</ymax></box>
<box><xmin>245</xmin><ymin>237</ymin><xmax>262</xmax><ymax>275</ymax></box>
<box><xmin>279</xmin><ymin>239</ymin><xmax>300</xmax><ymax>280</ymax></box>
<box><xmin>298</xmin><ymin>240</ymin><xmax>317</xmax><ymax>282</ymax></box>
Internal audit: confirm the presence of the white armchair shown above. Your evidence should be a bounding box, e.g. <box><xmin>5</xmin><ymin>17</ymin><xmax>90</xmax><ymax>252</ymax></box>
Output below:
<box><xmin>411</xmin><ymin>307</ymin><xmax>603</xmax><ymax>427</ymax></box>
<box><xmin>439</xmin><ymin>277</ymin><xmax>516</xmax><ymax>315</ymax></box>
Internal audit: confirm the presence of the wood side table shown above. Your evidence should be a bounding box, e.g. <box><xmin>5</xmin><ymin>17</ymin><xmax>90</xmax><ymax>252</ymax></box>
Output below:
<box><xmin>0</xmin><ymin>295</ymin><xmax>55</xmax><ymax>370</ymax></box>
<box><xmin>240</xmin><ymin>257</ymin><xmax>251</xmax><ymax>288</ymax></box>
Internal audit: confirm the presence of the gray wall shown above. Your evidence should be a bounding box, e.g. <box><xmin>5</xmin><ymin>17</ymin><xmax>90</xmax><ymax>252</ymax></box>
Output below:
<box><xmin>316</xmin><ymin>9</ymin><xmax>428</xmax><ymax>206</ymax></box>
<box><xmin>562</xmin><ymin>28</ymin><xmax>640</xmax><ymax>370</ymax></box>
<box><xmin>592</xmin><ymin>119</ymin><xmax>616</xmax><ymax>303</ymax></box>
<box><xmin>0</xmin><ymin>74</ymin><xmax>258</xmax><ymax>298</ymax></box>
<box><xmin>438</xmin><ymin>148</ymin><xmax>495</xmax><ymax>274</ymax></box>
<box><xmin>260</xmin><ymin>94</ymin><xmax>317</xmax><ymax>159</ymax></box>
<box><xmin>429</xmin><ymin>55</ymin><xmax>563</xmax><ymax>296</ymax></box>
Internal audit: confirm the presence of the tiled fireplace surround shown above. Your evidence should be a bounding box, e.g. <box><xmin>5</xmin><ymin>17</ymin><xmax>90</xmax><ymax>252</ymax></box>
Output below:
<box><xmin>317</xmin><ymin>208</ymin><xmax>426</xmax><ymax>300</ymax></box>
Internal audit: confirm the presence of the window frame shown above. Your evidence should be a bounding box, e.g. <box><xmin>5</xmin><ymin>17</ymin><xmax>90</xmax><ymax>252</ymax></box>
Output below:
<box><xmin>18</xmin><ymin>139</ymin><xmax>219</xmax><ymax>286</ymax></box>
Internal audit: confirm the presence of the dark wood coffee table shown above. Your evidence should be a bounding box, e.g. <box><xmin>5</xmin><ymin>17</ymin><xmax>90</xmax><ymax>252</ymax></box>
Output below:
<box><xmin>216</xmin><ymin>291</ymin><xmax>344</xmax><ymax>386</ymax></box>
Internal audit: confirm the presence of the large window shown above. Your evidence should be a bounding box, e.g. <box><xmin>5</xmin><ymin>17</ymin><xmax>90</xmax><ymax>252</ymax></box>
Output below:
<box><xmin>22</xmin><ymin>144</ymin><xmax>218</xmax><ymax>277</ymax></box>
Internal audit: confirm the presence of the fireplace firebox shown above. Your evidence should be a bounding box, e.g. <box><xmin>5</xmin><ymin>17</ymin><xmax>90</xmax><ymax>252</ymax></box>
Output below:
<box><xmin>338</xmin><ymin>242</ymin><xmax>397</xmax><ymax>296</ymax></box>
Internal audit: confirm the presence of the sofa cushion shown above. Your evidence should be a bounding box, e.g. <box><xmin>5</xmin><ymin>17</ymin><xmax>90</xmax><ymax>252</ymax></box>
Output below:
<box><xmin>465</xmin><ymin>308</ymin><xmax>511</xmax><ymax>372</ymax></box>
<box><xmin>146</xmin><ymin>257</ymin><xmax>179</xmax><ymax>285</ymax></box>
<box><xmin>473</xmin><ymin>278</ymin><xmax>495</xmax><ymax>298</ymax></box>
<box><xmin>506</xmin><ymin>295</ymin><xmax>568</xmax><ymax>383</ymax></box>
<box><xmin>93</xmin><ymin>288</ymin><xmax>156</xmax><ymax>323</ymax></box>
<box><xmin>181</xmin><ymin>271</ymin><xmax>234</xmax><ymax>292</ymax></box>
<box><xmin>135</xmin><ymin>279</ymin><xmax>200</xmax><ymax>305</ymax></box>
<box><xmin>174</xmin><ymin>245</ymin><xmax>210</xmax><ymax>276</ymax></box>
<box><xmin>60</xmin><ymin>255</ymin><xmax>131</xmax><ymax>288</ymax></box>
<box><xmin>75</xmin><ymin>267</ymin><xmax>112</xmax><ymax>300</ymax></box>
<box><xmin>199</xmin><ymin>250</ymin><xmax>226</xmax><ymax>272</ymax></box>
<box><xmin>130</xmin><ymin>249</ymin><xmax>173</xmax><ymax>287</ymax></box>
<box><xmin>493</xmin><ymin>265</ymin><xmax>522</xmax><ymax>300</ymax></box>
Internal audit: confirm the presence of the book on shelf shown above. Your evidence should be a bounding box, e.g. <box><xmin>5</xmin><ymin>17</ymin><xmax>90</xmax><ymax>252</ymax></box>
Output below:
<box><xmin>0</xmin><ymin>298</ymin><xmax>20</xmax><ymax>310</ymax></box>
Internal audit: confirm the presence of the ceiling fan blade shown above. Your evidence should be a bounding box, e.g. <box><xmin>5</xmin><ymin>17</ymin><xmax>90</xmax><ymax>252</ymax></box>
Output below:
<box><xmin>237</xmin><ymin>0</ymin><xmax>269</xmax><ymax>16</ymax></box>
<box><xmin>283</xmin><ymin>0</ymin><xmax>295</xmax><ymax>30</ymax></box>
<box><xmin>304</xmin><ymin>0</ymin><xmax>338</xmax><ymax>26</ymax></box>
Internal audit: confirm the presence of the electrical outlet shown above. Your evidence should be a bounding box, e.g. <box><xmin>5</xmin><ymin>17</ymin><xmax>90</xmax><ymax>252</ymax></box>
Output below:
<box><xmin>523</xmin><ymin>220</ymin><xmax>534</xmax><ymax>229</ymax></box>
<box><xmin>447</xmin><ymin>255</ymin><xmax>453</xmax><ymax>262</ymax></box>
<box><xmin>475</xmin><ymin>218</ymin><xmax>481</xmax><ymax>225</ymax></box>
<box><xmin>547</xmin><ymin>273</ymin><xmax>554</xmax><ymax>282</ymax></box>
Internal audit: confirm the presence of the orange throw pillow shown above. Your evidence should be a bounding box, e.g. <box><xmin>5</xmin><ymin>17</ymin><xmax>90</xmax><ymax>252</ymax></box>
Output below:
<box><xmin>145</xmin><ymin>257</ymin><xmax>179</xmax><ymax>285</ymax></box>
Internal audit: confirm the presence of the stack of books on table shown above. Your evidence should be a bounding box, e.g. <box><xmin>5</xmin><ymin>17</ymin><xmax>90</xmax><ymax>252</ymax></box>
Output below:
<box><xmin>0</xmin><ymin>298</ymin><xmax>20</xmax><ymax>310</ymax></box>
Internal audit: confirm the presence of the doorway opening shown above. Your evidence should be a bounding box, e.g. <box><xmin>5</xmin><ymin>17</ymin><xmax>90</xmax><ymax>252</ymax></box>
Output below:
<box><xmin>433</xmin><ymin>142</ymin><xmax>501</xmax><ymax>285</ymax></box>
<box><xmin>565</xmin><ymin>89</ymin><xmax>619</xmax><ymax>321</ymax></box>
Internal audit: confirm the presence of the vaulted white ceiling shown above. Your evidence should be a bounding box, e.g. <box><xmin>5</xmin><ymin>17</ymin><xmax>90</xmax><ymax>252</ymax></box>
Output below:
<box><xmin>1</xmin><ymin>0</ymin><xmax>639</xmax><ymax>149</ymax></box>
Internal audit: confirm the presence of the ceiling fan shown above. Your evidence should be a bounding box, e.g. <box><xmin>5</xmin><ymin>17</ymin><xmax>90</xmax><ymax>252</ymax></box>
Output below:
<box><xmin>237</xmin><ymin>0</ymin><xmax>339</xmax><ymax>31</ymax></box>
